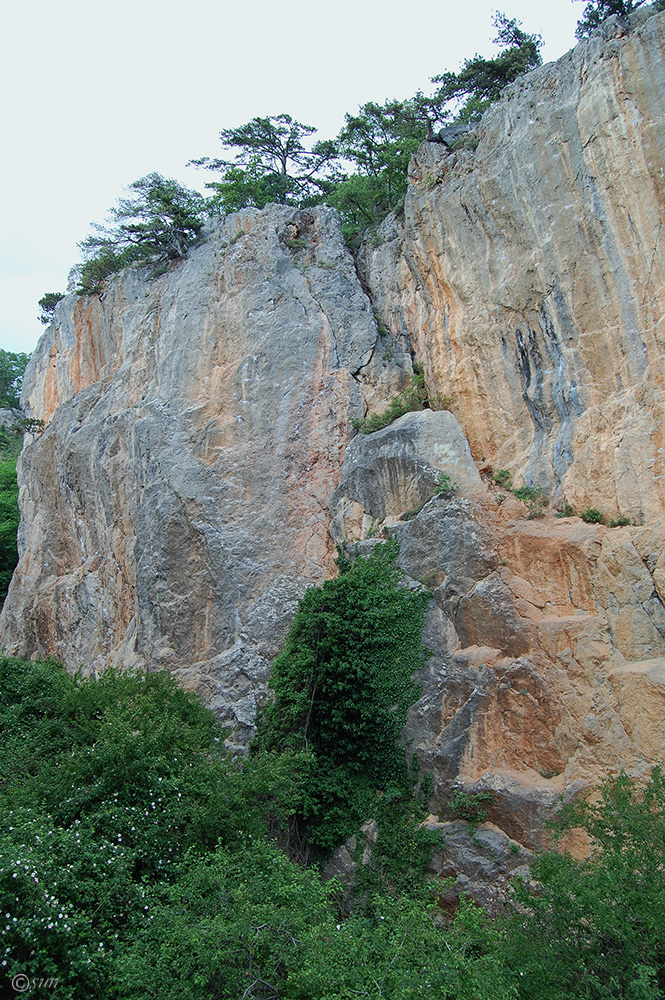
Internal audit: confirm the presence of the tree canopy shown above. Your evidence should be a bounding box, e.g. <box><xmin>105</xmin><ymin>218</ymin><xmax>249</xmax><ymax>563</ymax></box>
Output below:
<box><xmin>38</xmin><ymin>292</ymin><xmax>65</xmax><ymax>326</ymax></box>
<box><xmin>72</xmin><ymin>173</ymin><xmax>207</xmax><ymax>294</ymax></box>
<box><xmin>0</xmin><ymin>350</ymin><xmax>30</xmax><ymax>410</ymax></box>
<box><xmin>574</xmin><ymin>0</ymin><xmax>646</xmax><ymax>37</ymax></box>
<box><xmin>432</xmin><ymin>12</ymin><xmax>543</xmax><ymax>122</ymax></box>
<box><xmin>329</xmin><ymin>97</ymin><xmax>434</xmax><ymax>235</ymax></box>
<box><xmin>63</xmin><ymin>11</ymin><xmax>548</xmax><ymax>292</ymax></box>
<box><xmin>330</xmin><ymin>12</ymin><xmax>542</xmax><ymax>242</ymax></box>
<box><xmin>190</xmin><ymin>114</ymin><xmax>338</xmax><ymax>212</ymax></box>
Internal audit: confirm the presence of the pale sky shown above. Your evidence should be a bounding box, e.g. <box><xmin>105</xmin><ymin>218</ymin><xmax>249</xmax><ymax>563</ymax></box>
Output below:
<box><xmin>1</xmin><ymin>0</ymin><xmax>581</xmax><ymax>355</ymax></box>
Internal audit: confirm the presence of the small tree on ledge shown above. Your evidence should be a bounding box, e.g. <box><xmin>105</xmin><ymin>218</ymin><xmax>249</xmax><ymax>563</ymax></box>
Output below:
<box><xmin>573</xmin><ymin>0</ymin><xmax>652</xmax><ymax>38</ymax></box>
<box><xmin>72</xmin><ymin>173</ymin><xmax>207</xmax><ymax>295</ymax></box>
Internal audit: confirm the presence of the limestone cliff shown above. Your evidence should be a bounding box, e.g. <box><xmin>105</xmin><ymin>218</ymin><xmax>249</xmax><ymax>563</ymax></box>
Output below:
<box><xmin>2</xmin><ymin>206</ymin><xmax>409</xmax><ymax>745</ymax></box>
<box><xmin>3</xmin><ymin>8</ymin><xmax>665</xmax><ymax>862</ymax></box>
<box><xmin>361</xmin><ymin>7</ymin><xmax>665</xmax><ymax>524</ymax></box>
<box><xmin>331</xmin><ymin>416</ymin><xmax>665</xmax><ymax>855</ymax></box>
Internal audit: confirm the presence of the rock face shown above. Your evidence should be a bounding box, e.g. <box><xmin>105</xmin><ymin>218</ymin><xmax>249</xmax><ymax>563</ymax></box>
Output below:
<box><xmin>330</xmin><ymin>409</ymin><xmax>484</xmax><ymax>539</ymax></box>
<box><xmin>1</xmin><ymin>206</ymin><xmax>409</xmax><ymax>745</ymax></box>
<box><xmin>3</xmin><ymin>9</ymin><xmax>665</xmax><ymax>861</ymax></box>
<box><xmin>330</xmin><ymin>409</ymin><xmax>665</xmax><ymax>848</ymax></box>
<box><xmin>361</xmin><ymin>7</ymin><xmax>665</xmax><ymax>525</ymax></box>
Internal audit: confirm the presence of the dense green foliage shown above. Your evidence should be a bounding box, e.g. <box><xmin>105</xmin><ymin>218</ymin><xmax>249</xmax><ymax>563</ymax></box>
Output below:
<box><xmin>0</xmin><ymin>350</ymin><xmax>30</xmax><ymax>410</ymax></box>
<box><xmin>504</xmin><ymin>769</ymin><xmax>665</xmax><ymax>998</ymax></box>
<box><xmin>3</xmin><ymin>644</ymin><xmax>665</xmax><ymax>997</ymax></box>
<box><xmin>0</xmin><ymin>456</ymin><xmax>20</xmax><ymax>598</ymax></box>
<box><xmin>0</xmin><ymin>654</ymin><xmax>511</xmax><ymax>999</ymax></box>
<box><xmin>252</xmin><ymin>541</ymin><xmax>430</xmax><ymax>853</ymax></box>
<box><xmin>38</xmin><ymin>292</ymin><xmax>65</xmax><ymax>325</ymax></box>
<box><xmin>0</xmin><ymin>370</ymin><xmax>26</xmax><ymax>601</ymax></box>
<box><xmin>329</xmin><ymin>96</ymin><xmax>436</xmax><ymax>240</ymax></box>
<box><xmin>0</xmin><ymin>659</ymin><xmax>311</xmax><ymax>997</ymax></box>
<box><xmin>72</xmin><ymin>173</ymin><xmax>207</xmax><ymax>294</ymax></box>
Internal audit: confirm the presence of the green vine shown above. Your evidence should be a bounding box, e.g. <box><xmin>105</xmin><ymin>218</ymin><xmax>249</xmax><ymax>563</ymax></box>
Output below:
<box><xmin>252</xmin><ymin>540</ymin><xmax>430</xmax><ymax>855</ymax></box>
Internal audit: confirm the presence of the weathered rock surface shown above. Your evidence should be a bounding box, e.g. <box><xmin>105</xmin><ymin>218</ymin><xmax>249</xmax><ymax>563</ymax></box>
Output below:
<box><xmin>1</xmin><ymin>205</ymin><xmax>409</xmax><ymax>745</ymax></box>
<box><xmin>361</xmin><ymin>7</ymin><xmax>665</xmax><ymax>524</ymax></box>
<box><xmin>429</xmin><ymin>820</ymin><xmax>533</xmax><ymax>915</ymax></box>
<box><xmin>330</xmin><ymin>409</ymin><xmax>484</xmax><ymax>540</ymax></box>
<box><xmin>4</xmin><ymin>8</ymin><xmax>665</xmax><ymax>873</ymax></box>
<box><xmin>331</xmin><ymin>407</ymin><xmax>665</xmax><ymax>848</ymax></box>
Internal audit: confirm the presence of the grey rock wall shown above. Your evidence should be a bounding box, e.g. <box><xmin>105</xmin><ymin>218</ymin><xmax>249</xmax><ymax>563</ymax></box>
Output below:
<box><xmin>361</xmin><ymin>7</ymin><xmax>665</xmax><ymax>524</ymax></box>
<box><xmin>1</xmin><ymin>206</ymin><xmax>409</xmax><ymax>745</ymax></box>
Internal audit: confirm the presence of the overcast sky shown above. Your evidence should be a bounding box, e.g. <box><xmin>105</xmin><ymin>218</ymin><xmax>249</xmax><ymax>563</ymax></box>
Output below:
<box><xmin>1</xmin><ymin>0</ymin><xmax>582</xmax><ymax>355</ymax></box>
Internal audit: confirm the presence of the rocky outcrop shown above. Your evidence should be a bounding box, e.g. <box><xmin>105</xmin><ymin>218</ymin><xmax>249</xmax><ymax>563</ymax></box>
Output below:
<box><xmin>1</xmin><ymin>206</ymin><xmax>409</xmax><ymax>745</ymax></box>
<box><xmin>361</xmin><ymin>7</ymin><xmax>665</xmax><ymax>525</ymax></box>
<box><xmin>3</xmin><ymin>8</ymin><xmax>665</xmax><ymax>861</ymax></box>
<box><xmin>330</xmin><ymin>409</ymin><xmax>484</xmax><ymax>539</ymax></box>
<box><xmin>331</xmin><ymin>411</ymin><xmax>665</xmax><ymax>847</ymax></box>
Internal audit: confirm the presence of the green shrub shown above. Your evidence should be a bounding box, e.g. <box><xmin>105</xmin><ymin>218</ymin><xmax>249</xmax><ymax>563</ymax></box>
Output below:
<box><xmin>14</xmin><ymin>656</ymin><xmax>665</xmax><ymax>996</ymax></box>
<box><xmin>493</xmin><ymin>469</ymin><xmax>513</xmax><ymax>488</ymax></box>
<box><xmin>115</xmin><ymin>839</ymin><xmax>333</xmax><ymax>1000</ymax></box>
<box><xmin>608</xmin><ymin>515</ymin><xmax>631</xmax><ymax>528</ymax></box>
<box><xmin>252</xmin><ymin>540</ymin><xmax>430</xmax><ymax>854</ymax></box>
<box><xmin>0</xmin><ymin>642</ymin><xmax>513</xmax><ymax>999</ymax></box>
<box><xmin>581</xmin><ymin>507</ymin><xmax>603</xmax><ymax>524</ymax></box>
<box><xmin>512</xmin><ymin>484</ymin><xmax>542</xmax><ymax>503</ymax></box>
<box><xmin>449</xmin><ymin>789</ymin><xmax>494</xmax><ymax>825</ymax></box>
<box><xmin>352</xmin><ymin>367</ymin><xmax>449</xmax><ymax>435</ymax></box>
<box><xmin>436</xmin><ymin>472</ymin><xmax>458</xmax><ymax>493</ymax></box>
<box><xmin>505</xmin><ymin>769</ymin><xmax>665</xmax><ymax>998</ymax></box>
<box><xmin>352</xmin><ymin>371</ymin><xmax>427</xmax><ymax>434</ymax></box>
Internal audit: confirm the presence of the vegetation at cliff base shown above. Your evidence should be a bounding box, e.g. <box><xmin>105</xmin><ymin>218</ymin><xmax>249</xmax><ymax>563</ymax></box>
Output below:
<box><xmin>0</xmin><ymin>457</ymin><xmax>20</xmax><ymax>599</ymax></box>
<box><xmin>0</xmin><ymin>350</ymin><xmax>30</xmax><ymax>601</ymax></box>
<box><xmin>252</xmin><ymin>540</ymin><xmax>430</xmax><ymax>855</ymax></box>
<box><xmin>504</xmin><ymin>769</ymin><xmax>665</xmax><ymax>998</ymax></box>
<box><xmin>3</xmin><ymin>632</ymin><xmax>665</xmax><ymax>996</ymax></box>
<box><xmin>0</xmin><ymin>547</ymin><xmax>511</xmax><ymax>1000</ymax></box>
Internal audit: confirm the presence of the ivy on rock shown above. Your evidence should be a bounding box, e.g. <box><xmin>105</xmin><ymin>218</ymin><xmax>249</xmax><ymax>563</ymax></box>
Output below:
<box><xmin>252</xmin><ymin>540</ymin><xmax>430</xmax><ymax>854</ymax></box>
